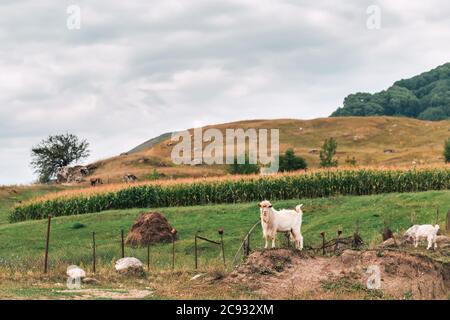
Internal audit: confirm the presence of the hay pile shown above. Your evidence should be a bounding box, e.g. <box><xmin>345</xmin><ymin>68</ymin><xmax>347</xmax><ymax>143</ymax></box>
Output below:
<box><xmin>126</xmin><ymin>212</ymin><xmax>177</xmax><ymax>246</ymax></box>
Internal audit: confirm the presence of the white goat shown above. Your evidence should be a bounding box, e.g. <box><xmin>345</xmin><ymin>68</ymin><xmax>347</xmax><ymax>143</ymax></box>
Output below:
<box><xmin>259</xmin><ymin>200</ymin><xmax>304</xmax><ymax>250</ymax></box>
<box><xmin>404</xmin><ymin>224</ymin><xmax>440</xmax><ymax>250</ymax></box>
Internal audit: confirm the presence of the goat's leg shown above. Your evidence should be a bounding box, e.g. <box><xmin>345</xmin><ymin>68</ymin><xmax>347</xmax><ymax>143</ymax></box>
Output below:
<box><xmin>271</xmin><ymin>234</ymin><xmax>276</xmax><ymax>249</ymax></box>
<box><xmin>426</xmin><ymin>236</ymin><xmax>433</xmax><ymax>250</ymax></box>
<box><xmin>414</xmin><ymin>238</ymin><xmax>419</xmax><ymax>248</ymax></box>
<box><xmin>291</xmin><ymin>230</ymin><xmax>303</xmax><ymax>251</ymax></box>
<box><xmin>264</xmin><ymin>235</ymin><xmax>269</xmax><ymax>249</ymax></box>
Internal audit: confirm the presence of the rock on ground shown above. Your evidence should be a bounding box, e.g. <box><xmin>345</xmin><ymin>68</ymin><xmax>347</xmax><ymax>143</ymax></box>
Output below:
<box><xmin>66</xmin><ymin>265</ymin><xmax>86</xmax><ymax>279</ymax></box>
<box><xmin>115</xmin><ymin>257</ymin><xmax>144</xmax><ymax>275</ymax></box>
<box><xmin>436</xmin><ymin>235</ymin><xmax>450</xmax><ymax>248</ymax></box>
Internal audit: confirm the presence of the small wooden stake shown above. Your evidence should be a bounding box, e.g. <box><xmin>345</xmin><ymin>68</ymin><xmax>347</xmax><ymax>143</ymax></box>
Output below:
<box><xmin>219</xmin><ymin>228</ymin><xmax>225</xmax><ymax>268</ymax></box>
<box><xmin>43</xmin><ymin>215</ymin><xmax>52</xmax><ymax>274</ymax></box>
<box><xmin>446</xmin><ymin>210</ymin><xmax>450</xmax><ymax>234</ymax></box>
<box><xmin>147</xmin><ymin>244</ymin><xmax>150</xmax><ymax>271</ymax></box>
<box><xmin>320</xmin><ymin>232</ymin><xmax>326</xmax><ymax>255</ymax></box>
<box><xmin>92</xmin><ymin>232</ymin><xmax>96</xmax><ymax>273</ymax></box>
<box><xmin>194</xmin><ymin>234</ymin><xmax>198</xmax><ymax>270</ymax></box>
<box><xmin>334</xmin><ymin>230</ymin><xmax>342</xmax><ymax>254</ymax></box>
<box><xmin>171</xmin><ymin>228</ymin><xmax>177</xmax><ymax>270</ymax></box>
<box><xmin>121</xmin><ymin>229</ymin><xmax>125</xmax><ymax>258</ymax></box>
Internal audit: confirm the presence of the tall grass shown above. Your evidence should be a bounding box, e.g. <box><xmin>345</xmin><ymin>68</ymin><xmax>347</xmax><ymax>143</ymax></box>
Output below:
<box><xmin>10</xmin><ymin>167</ymin><xmax>450</xmax><ymax>222</ymax></box>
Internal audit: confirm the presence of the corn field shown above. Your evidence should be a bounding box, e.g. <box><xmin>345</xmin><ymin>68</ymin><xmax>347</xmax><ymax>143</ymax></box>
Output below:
<box><xmin>10</xmin><ymin>168</ymin><xmax>450</xmax><ymax>222</ymax></box>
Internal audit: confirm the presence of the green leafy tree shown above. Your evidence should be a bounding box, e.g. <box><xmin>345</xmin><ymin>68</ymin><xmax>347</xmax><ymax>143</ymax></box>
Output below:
<box><xmin>444</xmin><ymin>138</ymin><xmax>450</xmax><ymax>163</ymax></box>
<box><xmin>320</xmin><ymin>138</ymin><xmax>338</xmax><ymax>168</ymax></box>
<box><xmin>31</xmin><ymin>133</ymin><xmax>90</xmax><ymax>183</ymax></box>
<box><xmin>331</xmin><ymin>63</ymin><xmax>450</xmax><ymax>121</ymax></box>
<box><xmin>227</xmin><ymin>154</ymin><xmax>260</xmax><ymax>175</ymax></box>
<box><xmin>279</xmin><ymin>149</ymin><xmax>307</xmax><ymax>172</ymax></box>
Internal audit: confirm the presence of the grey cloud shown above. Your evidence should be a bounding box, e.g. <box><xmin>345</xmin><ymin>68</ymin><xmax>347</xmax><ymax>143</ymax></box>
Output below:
<box><xmin>1</xmin><ymin>0</ymin><xmax>450</xmax><ymax>183</ymax></box>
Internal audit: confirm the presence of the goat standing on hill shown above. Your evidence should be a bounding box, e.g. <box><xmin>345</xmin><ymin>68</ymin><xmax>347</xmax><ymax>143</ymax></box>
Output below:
<box><xmin>259</xmin><ymin>200</ymin><xmax>304</xmax><ymax>250</ymax></box>
<box><xmin>404</xmin><ymin>224</ymin><xmax>440</xmax><ymax>250</ymax></box>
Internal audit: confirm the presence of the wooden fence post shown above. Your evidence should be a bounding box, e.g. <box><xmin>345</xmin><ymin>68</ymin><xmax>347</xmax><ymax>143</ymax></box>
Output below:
<box><xmin>92</xmin><ymin>232</ymin><xmax>96</xmax><ymax>273</ymax></box>
<box><xmin>245</xmin><ymin>234</ymin><xmax>250</xmax><ymax>257</ymax></box>
<box><xmin>446</xmin><ymin>210</ymin><xmax>450</xmax><ymax>234</ymax></box>
<box><xmin>334</xmin><ymin>230</ymin><xmax>342</xmax><ymax>254</ymax></box>
<box><xmin>194</xmin><ymin>234</ymin><xmax>198</xmax><ymax>270</ymax></box>
<box><xmin>147</xmin><ymin>244</ymin><xmax>150</xmax><ymax>271</ymax></box>
<box><xmin>171</xmin><ymin>228</ymin><xmax>177</xmax><ymax>270</ymax></box>
<box><xmin>219</xmin><ymin>228</ymin><xmax>225</xmax><ymax>268</ymax></box>
<box><xmin>43</xmin><ymin>215</ymin><xmax>52</xmax><ymax>274</ymax></box>
<box><xmin>320</xmin><ymin>232</ymin><xmax>326</xmax><ymax>255</ymax></box>
<box><xmin>121</xmin><ymin>229</ymin><xmax>125</xmax><ymax>258</ymax></box>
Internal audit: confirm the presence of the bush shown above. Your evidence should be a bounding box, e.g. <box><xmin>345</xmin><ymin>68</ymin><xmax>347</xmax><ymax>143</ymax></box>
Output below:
<box><xmin>320</xmin><ymin>138</ymin><xmax>338</xmax><ymax>168</ymax></box>
<box><xmin>445</xmin><ymin>138</ymin><xmax>450</xmax><ymax>163</ymax></box>
<box><xmin>227</xmin><ymin>154</ymin><xmax>260</xmax><ymax>175</ymax></box>
<box><xmin>279</xmin><ymin>149</ymin><xmax>307</xmax><ymax>172</ymax></box>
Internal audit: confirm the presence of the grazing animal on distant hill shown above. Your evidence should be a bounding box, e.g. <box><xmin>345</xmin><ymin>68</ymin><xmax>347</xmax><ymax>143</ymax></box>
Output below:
<box><xmin>404</xmin><ymin>224</ymin><xmax>440</xmax><ymax>250</ymax></box>
<box><xmin>90</xmin><ymin>177</ymin><xmax>103</xmax><ymax>187</ymax></box>
<box><xmin>259</xmin><ymin>200</ymin><xmax>304</xmax><ymax>250</ymax></box>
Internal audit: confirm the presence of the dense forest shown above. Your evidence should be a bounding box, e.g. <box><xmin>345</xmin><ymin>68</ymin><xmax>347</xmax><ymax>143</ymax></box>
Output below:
<box><xmin>331</xmin><ymin>63</ymin><xmax>450</xmax><ymax>121</ymax></box>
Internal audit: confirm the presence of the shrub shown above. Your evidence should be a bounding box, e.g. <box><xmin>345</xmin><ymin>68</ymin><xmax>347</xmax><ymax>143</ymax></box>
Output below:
<box><xmin>279</xmin><ymin>149</ymin><xmax>307</xmax><ymax>172</ymax></box>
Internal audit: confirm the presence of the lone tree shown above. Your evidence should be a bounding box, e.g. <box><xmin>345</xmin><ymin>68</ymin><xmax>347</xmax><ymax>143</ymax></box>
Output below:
<box><xmin>279</xmin><ymin>148</ymin><xmax>307</xmax><ymax>172</ymax></box>
<box><xmin>319</xmin><ymin>137</ymin><xmax>338</xmax><ymax>168</ymax></box>
<box><xmin>445</xmin><ymin>138</ymin><xmax>450</xmax><ymax>163</ymax></box>
<box><xmin>31</xmin><ymin>133</ymin><xmax>90</xmax><ymax>183</ymax></box>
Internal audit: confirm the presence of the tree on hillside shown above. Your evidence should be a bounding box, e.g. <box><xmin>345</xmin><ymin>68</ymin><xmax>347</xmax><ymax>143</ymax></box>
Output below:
<box><xmin>279</xmin><ymin>149</ymin><xmax>307</xmax><ymax>172</ymax></box>
<box><xmin>319</xmin><ymin>138</ymin><xmax>338</xmax><ymax>168</ymax></box>
<box><xmin>331</xmin><ymin>63</ymin><xmax>450</xmax><ymax>121</ymax></box>
<box><xmin>227</xmin><ymin>154</ymin><xmax>260</xmax><ymax>175</ymax></box>
<box><xmin>31</xmin><ymin>133</ymin><xmax>90</xmax><ymax>183</ymax></box>
<box><xmin>444</xmin><ymin>138</ymin><xmax>450</xmax><ymax>163</ymax></box>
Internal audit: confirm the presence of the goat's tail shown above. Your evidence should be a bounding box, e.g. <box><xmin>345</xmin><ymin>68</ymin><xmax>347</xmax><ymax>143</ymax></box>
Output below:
<box><xmin>295</xmin><ymin>204</ymin><xmax>304</xmax><ymax>214</ymax></box>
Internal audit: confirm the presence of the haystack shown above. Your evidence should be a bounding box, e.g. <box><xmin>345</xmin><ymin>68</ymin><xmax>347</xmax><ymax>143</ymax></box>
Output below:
<box><xmin>126</xmin><ymin>212</ymin><xmax>177</xmax><ymax>246</ymax></box>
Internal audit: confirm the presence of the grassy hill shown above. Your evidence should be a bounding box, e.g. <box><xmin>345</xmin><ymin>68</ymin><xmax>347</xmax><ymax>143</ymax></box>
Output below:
<box><xmin>1</xmin><ymin>191</ymin><xmax>448</xmax><ymax>271</ymax></box>
<box><xmin>0</xmin><ymin>185</ymin><xmax>69</xmax><ymax>225</ymax></box>
<box><xmin>87</xmin><ymin>116</ymin><xmax>450</xmax><ymax>183</ymax></box>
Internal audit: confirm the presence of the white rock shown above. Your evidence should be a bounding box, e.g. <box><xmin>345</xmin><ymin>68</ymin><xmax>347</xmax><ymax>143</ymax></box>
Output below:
<box><xmin>115</xmin><ymin>257</ymin><xmax>144</xmax><ymax>273</ymax></box>
<box><xmin>190</xmin><ymin>273</ymin><xmax>205</xmax><ymax>281</ymax></box>
<box><xmin>66</xmin><ymin>265</ymin><xmax>86</xmax><ymax>279</ymax></box>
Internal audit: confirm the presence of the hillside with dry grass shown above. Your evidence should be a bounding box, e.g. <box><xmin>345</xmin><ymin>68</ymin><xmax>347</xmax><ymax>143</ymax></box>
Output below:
<box><xmin>87</xmin><ymin>117</ymin><xmax>450</xmax><ymax>183</ymax></box>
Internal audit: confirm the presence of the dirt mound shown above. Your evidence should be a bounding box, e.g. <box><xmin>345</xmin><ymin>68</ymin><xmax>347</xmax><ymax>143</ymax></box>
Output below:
<box><xmin>126</xmin><ymin>212</ymin><xmax>177</xmax><ymax>246</ymax></box>
<box><xmin>227</xmin><ymin>249</ymin><xmax>449</xmax><ymax>300</ymax></box>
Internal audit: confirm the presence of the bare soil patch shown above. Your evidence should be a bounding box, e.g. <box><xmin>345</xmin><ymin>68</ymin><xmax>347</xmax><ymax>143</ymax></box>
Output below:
<box><xmin>227</xmin><ymin>249</ymin><xmax>449</xmax><ymax>300</ymax></box>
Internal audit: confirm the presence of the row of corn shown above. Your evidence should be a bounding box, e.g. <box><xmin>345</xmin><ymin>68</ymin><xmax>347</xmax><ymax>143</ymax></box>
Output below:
<box><xmin>10</xmin><ymin>168</ymin><xmax>450</xmax><ymax>222</ymax></box>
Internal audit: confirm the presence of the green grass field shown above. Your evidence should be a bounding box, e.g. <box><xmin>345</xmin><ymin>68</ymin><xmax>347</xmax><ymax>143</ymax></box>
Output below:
<box><xmin>1</xmin><ymin>190</ymin><xmax>449</xmax><ymax>273</ymax></box>
<box><xmin>0</xmin><ymin>185</ymin><xmax>69</xmax><ymax>225</ymax></box>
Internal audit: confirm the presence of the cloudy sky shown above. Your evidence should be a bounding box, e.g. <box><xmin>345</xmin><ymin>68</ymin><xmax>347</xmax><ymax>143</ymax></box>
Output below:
<box><xmin>1</xmin><ymin>0</ymin><xmax>450</xmax><ymax>184</ymax></box>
